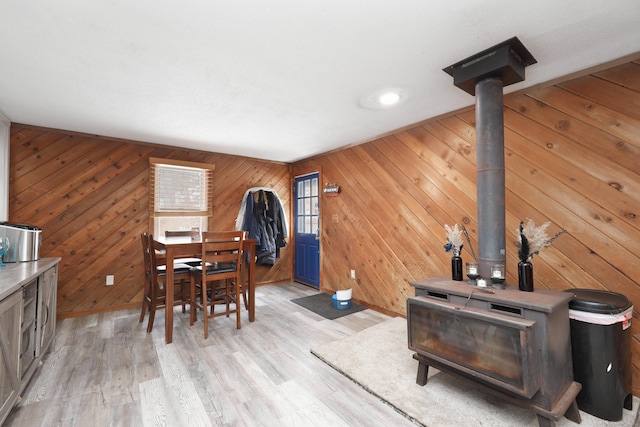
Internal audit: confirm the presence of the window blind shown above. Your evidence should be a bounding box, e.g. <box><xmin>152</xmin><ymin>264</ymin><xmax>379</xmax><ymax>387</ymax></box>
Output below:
<box><xmin>149</xmin><ymin>158</ymin><xmax>214</xmax><ymax>217</ymax></box>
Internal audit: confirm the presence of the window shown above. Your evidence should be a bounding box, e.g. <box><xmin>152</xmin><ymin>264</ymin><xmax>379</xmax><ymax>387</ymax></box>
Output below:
<box><xmin>296</xmin><ymin>175</ymin><xmax>319</xmax><ymax>235</ymax></box>
<box><xmin>149</xmin><ymin>158</ymin><xmax>214</xmax><ymax>236</ymax></box>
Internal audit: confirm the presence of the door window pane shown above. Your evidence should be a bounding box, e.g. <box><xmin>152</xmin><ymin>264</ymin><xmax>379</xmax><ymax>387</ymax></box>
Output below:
<box><xmin>304</xmin><ymin>198</ymin><xmax>311</xmax><ymax>215</ymax></box>
<box><xmin>296</xmin><ymin>175</ymin><xmax>319</xmax><ymax>236</ymax></box>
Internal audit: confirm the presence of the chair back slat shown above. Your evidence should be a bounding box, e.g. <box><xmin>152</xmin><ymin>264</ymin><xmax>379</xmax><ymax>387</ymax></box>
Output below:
<box><xmin>165</xmin><ymin>230</ymin><xmax>192</xmax><ymax>237</ymax></box>
<box><xmin>201</xmin><ymin>231</ymin><xmax>244</xmax><ymax>264</ymax></box>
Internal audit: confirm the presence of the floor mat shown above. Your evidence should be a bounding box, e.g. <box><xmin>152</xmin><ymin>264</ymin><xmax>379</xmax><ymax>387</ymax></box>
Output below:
<box><xmin>291</xmin><ymin>292</ymin><xmax>366</xmax><ymax>320</ymax></box>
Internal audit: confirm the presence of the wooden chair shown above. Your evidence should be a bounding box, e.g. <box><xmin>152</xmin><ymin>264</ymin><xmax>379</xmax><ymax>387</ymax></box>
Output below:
<box><xmin>238</xmin><ymin>231</ymin><xmax>250</xmax><ymax>309</ymax></box>
<box><xmin>189</xmin><ymin>231</ymin><xmax>244</xmax><ymax>338</ymax></box>
<box><xmin>138</xmin><ymin>233</ymin><xmax>192</xmax><ymax>333</ymax></box>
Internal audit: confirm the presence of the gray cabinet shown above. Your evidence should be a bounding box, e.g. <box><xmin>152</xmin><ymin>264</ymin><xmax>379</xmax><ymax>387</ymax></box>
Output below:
<box><xmin>36</xmin><ymin>265</ymin><xmax>57</xmax><ymax>357</ymax></box>
<box><xmin>19</xmin><ymin>280</ymin><xmax>37</xmax><ymax>379</ymax></box>
<box><xmin>0</xmin><ymin>291</ymin><xmax>22</xmax><ymax>421</ymax></box>
<box><xmin>0</xmin><ymin>259</ymin><xmax>59</xmax><ymax>425</ymax></box>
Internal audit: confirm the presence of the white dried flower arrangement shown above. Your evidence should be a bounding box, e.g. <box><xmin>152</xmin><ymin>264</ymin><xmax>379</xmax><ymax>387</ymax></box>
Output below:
<box><xmin>517</xmin><ymin>219</ymin><xmax>567</xmax><ymax>262</ymax></box>
<box><xmin>444</xmin><ymin>224</ymin><xmax>464</xmax><ymax>255</ymax></box>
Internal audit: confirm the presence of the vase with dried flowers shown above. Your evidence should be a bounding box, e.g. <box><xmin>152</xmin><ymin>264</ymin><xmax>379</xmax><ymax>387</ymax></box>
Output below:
<box><xmin>517</xmin><ymin>219</ymin><xmax>567</xmax><ymax>292</ymax></box>
<box><xmin>444</xmin><ymin>224</ymin><xmax>464</xmax><ymax>281</ymax></box>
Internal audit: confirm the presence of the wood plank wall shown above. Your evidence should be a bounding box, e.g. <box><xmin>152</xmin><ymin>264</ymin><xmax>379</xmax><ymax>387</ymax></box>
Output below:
<box><xmin>8</xmin><ymin>129</ymin><xmax>291</xmax><ymax>316</ymax></box>
<box><xmin>293</xmin><ymin>59</ymin><xmax>640</xmax><ymax>393</ymax></box>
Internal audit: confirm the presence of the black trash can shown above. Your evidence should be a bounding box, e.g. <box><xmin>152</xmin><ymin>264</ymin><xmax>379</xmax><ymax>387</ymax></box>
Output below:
<box><xmin>565</xmin><ymin>288</ymin><xmax>633</xmax><ymax>421</ymax></box>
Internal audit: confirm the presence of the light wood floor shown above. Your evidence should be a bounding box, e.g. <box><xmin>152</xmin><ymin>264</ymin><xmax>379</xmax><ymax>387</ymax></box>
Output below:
<box><xmin>5</xmin><ymin>282</ymin><xmax>416</xmax><ymax>427</ymax></box>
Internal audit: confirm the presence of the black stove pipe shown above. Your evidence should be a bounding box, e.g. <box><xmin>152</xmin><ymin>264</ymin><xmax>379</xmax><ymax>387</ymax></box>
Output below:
<box><xmin>475</xmin><ymin>77</ymin><xmax>506</xmax><ymax>278</ymax></box>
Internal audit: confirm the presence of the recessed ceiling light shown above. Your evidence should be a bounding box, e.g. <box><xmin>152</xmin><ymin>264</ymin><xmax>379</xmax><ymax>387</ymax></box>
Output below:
<box><xmin>359</xmin><ymin>88</ymin><xmax>408</xmax><ymax>110</ymax></box>
<box><xmin>378</xmin><ymin>92</ymin><xmax>401</xmax><ymax>106</ymax></box>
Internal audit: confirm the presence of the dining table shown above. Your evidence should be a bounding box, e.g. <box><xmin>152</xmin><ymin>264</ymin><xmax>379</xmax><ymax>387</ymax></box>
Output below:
<box><xmin>154</xmin><ymin>235</ymin><xmax>257</xmax><ymax>344</ymax></box>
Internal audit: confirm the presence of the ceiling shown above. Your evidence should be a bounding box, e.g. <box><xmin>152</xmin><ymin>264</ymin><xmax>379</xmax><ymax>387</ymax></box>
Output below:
<box><xmin>1</xmin><ymin>2</ymin><xmax>639</xmax><ymax>163</ymax></box>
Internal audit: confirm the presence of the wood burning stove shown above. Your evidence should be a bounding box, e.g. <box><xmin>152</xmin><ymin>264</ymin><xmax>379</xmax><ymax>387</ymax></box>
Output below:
<box><xmin>408</xmin><ymin>277</ymin><xmax>582</xmax><ymax>427</ymax></box>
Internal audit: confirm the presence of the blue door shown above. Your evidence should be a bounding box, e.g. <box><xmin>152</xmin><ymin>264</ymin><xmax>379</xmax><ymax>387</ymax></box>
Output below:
<box><xmin>294</xmin><ymin>172</ymin><xmax>320</xmax><ymax>288</ymax></box>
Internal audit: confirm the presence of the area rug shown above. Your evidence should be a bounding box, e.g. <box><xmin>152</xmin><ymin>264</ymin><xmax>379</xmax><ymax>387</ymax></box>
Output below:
<box><xmin>291</xmin><ymin>292</ymin><xmax>366</xmax><ymax>320</ymax></box>
<box><xmin>311</xmin><ymin>317</ymin><xmax>639</xmax><ymax>427</ymax></box>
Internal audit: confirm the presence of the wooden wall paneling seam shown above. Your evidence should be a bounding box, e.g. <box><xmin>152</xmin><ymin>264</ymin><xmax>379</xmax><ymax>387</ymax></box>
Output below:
<box><xmin>336</xmin><ymin>146</ymin><xmax>431</xmax><ymax>307</ymax></box>
<box><xmin>420</xmin><ymin>120</ymin><xmax>477</xmax><ymax>184</ymax></box>
<box><xmin>218</xmin><ymin>162</ymin><xmax>277</xmax><ymax>212</ymax></box>
<box><xmin>212</xmin><ymin>163</ymin><xmax>255</xmax><ymax>223</ymax></box>
<box><xmin>423</xmin><ymin>118</ymin><xmax>485</xmax><ymax>260</ymax></box>
<box><xmin>504</xmin><ymin>94</ymin><xmax>640</xmax><ymax>175</ymax></box>
<box><xmin>504</xmin><ymin>188</ymin><xmax>609</xmax><ymax>290</ymax></box>
<box><xmin>329</xmin><ymin>151</ymin><xmax>399</xmax><ymax>282</ymax></box>
<box><xmin>55</xmin><ymin>185</ymin><xmax>147</xmax><ymax>280</ymax></box>
<box><xmin>421</xmin><ymin>120</ymin><xmax>477</xmax><ymax>167</ymax></box>
<box><xmin>31</xmin><ymin>146</ymin><xmax>153</xmax><ymax>237</ymax></box>
<box><xmin>259</xmin><ymin>160</ymin><xmax>290</xmax><ymax>183</ymax></box>
<box><xmin>73</xmin><ymin>235</ymin><xmax>145</xmax><ymax>311</ymax></box>
<box><xmin>56</xmin><ymin>183</ymin><xmax>148</xmax><ymax>295</ymax></box>
<box><xmin>321</xmin><ymin>219</ymin><xmax>344</xmax><ymax>287</ymax></box>
<box><xmin>594</xmin><ymin>62</ymin><xmax>640</xmax><ymax>91</ymax></box>
<box><xmin>214</xmin><ymin>157</ymin><xmax>254</xmax><ymax>188</ymax></box>
<box><xmin>10</xmin><ymin>131</ymin><xmax>81</xmax><ymax>179</ymax></box>
<box><xmin>503</xmin><ymin>198</ymin><xmax>580</xmax><ymax>288</ymax></box>
<box><xmin>502</xmin><ymin>124</ymin><xmax>640</xmax><ymax>258</ymax></box>
<box><xmin>333</xmin><ymin>146</ymin><xmax>416</xmax><ymax>277</ymax></box>
<box><xmin>10</xmin><ymin>137</ymin><xmax>98</xmax><ymax>195</ymax></box>
<box><xmin>558</xmin><ymin>75</ymin><xmax>640</xmax><ymax>123</ymax></box>
<box><xmin>10</xmin><ymin>132</ymin><xmax>95</xmax><ymax>187</ymax></box>
<box><xmin>41</xmin><ymin>160</ymin><xmax>149</xmax><ymax>245</ymax></box>
<box><xmin>502</xmin><ymin>109</ymin><xmax>640</xmax><ymax>232</ymax></box>
<box><xmin>357</xmin><ymin>140</ymin><xmax>451</xmax><ymax>276</ymax></box>
<box><xmin>399</xmin><ymin>128</ymin><xmax>478</xmax><ymax>210</ymax></box>
<box><xmin>387</xmin><ymin>131</ymin><xmax>478</xmax><ymax>251</ymax></box>
<box><xmin>440</xmin><ymin>109</ymin><xmax>477</xmax><ymax>142</ymax></box>
<box><xmin>504</xmin><ymin>153</ymin><xmax>640</xmax><ymax>287</ymax></box>
<box><xmin>347</xmin><ymin>145</ymin><xmax>430</xmax><ymax>281</ymax></box>
<box><xmin>501</xmin><ymin>101</ymin><xmax>640</xmax><ymax>194</ymax></box>
<box><xmin>500</xmin><ymin>125</ymin><xmax>612</xmax><ymax>288</ymax></box>
<box><xmin>321</xmin><ymin>154</ymin><xmax>408</xmax><ymax>307</ymax></box>
<box><xmin>56</xmin><ymin>204</ymin><xmax>146</xmax><ymax>311</ymax></box>
<box><xmin>10</xmin><ymin>141</ymin><xmax>127</xmax><ymax>217</ymax></box>
<box><xmin>396</xmin><ymin>128</ymin><xmax>477</xmax><ymax>224</ymax></box>
<box><xmin>11</xmin><ymin>143</ymin><xmax>145</xmax><ymax>226</ymax></box>
<box><xmin>7</xmin><ymin>125</ymin><xmax>50</xmax><ymax>163</ymax></box>
<box><xmin>236</xmin><ymin>159</ymin><xmax>270</xmax><ymax>187</ymax></box>
<box><xmin>528</xmin><ymin>86</ymin><xmax>640</xmax><ymax>148</ymax></box>
<box><xmin>56</xmin><ymin>186</ymin><xmax>149</xmax><ymax>311</ymax></box>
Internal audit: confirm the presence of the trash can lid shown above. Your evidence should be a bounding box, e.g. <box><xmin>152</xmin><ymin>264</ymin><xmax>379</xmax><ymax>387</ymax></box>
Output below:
<box><xmin>564</xmin><ymin>288</ymin><xmax>632</xmax><ymax>314</ymax></box>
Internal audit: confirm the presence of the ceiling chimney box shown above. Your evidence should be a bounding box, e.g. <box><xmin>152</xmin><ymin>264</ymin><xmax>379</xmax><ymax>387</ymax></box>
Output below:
<box><xmin>443</xmin><ymin>37</ymin><xmax>537</xmax><ymax>96</ymax></box>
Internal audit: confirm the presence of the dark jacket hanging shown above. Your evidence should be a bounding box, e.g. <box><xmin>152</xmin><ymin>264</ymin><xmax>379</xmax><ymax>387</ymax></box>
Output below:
<box><xmin>238</xmin><ymin>189</ymin><xmax>287</xmax><ymax>266</ymax></box>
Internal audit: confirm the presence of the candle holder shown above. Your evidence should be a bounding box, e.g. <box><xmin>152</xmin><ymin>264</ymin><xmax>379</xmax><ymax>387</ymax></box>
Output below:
<box><xmin>491</xmin><ymin>263</ymin><xmax>506</xmax><ymax>289</ymax></box>
<box><xmin>466</xmin><ymin>262</ymin><xmax>479</xmax><ymax>286</ymax></box>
